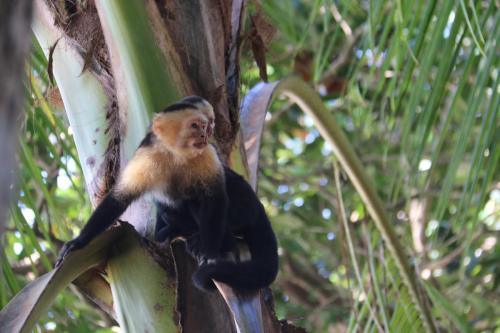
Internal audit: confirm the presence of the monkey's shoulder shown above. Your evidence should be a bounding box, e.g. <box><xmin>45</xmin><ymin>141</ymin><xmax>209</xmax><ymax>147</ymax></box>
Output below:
<box><xmin>222</xmin><ymin>166</ymin><xmax>266</xmax><ymax>225</ymax></box>
<box><xmin>223</xmin><ymin>167</ymin><xmax>258</xmax><ymax>199</ymax></box>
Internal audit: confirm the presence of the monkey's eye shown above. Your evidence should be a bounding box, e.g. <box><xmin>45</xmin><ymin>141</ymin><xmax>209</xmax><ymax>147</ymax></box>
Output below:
<box><xmin>191</xmin><ymin>123</ymin><xmax>199</xmax><ymax>129</ymax></box>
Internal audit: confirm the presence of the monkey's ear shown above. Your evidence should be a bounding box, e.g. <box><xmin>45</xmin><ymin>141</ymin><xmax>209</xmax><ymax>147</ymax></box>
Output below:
<box><xmin>152</xmin><ymin>115</ymin><xmax>164</xmax><ymax>135</ymax></box>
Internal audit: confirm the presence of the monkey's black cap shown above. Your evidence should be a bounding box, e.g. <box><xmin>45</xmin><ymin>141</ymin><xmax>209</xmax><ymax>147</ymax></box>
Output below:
<box><xmin>161</xmin><ymin>96</ymin><xmax>207</xmax><ymax>113</ymax></box>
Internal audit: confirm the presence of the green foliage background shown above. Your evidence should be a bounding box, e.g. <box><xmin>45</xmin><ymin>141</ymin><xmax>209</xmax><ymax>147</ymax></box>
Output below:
<box><xmin>1</xmin><ymin>0</ymin><xmax>499</xmax><ymax>332</ymax></box>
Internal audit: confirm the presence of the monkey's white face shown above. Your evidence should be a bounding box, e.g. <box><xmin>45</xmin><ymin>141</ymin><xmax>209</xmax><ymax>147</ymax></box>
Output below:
<box><xmin>184</xmin><ymin>114</ymin><xmax>214</xmax><ymax>150</ymax></box>
<box><xmin>152</xmin><ymin>102</ymin><xmax>215</xmax><ymax>159</ymax></box>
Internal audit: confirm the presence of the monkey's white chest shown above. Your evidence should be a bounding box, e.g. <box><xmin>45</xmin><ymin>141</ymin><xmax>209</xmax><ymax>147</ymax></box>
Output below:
<box><xmin>152</xmin><ymin>188</ymin><xmax>178</xmax><ymax>207</ymax></box>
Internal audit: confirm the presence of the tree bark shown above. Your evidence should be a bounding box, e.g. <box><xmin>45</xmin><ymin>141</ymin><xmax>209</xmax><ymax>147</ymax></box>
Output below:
<box><xmin>0</xmin><ymin>1</ymin><xmax>33</xmax><ymax>237</ymax></box>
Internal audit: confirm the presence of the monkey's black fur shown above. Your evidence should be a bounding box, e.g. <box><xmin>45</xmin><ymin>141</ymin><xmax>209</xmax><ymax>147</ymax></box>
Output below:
<box><xmin>155</xmin><ymin>167</ymin><xmax>279</xmax><ymax>292</ymax></box>
<box><xmin>162</xmin><ymin>96</ymin><xmax>206</xmax><ymax>113</ymax></box>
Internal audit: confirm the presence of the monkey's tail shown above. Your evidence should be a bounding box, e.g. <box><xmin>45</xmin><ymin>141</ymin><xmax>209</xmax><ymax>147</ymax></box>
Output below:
<box><xmin>192</xmin><ymin>214</ymin><xmax>279</xmax><ymax>292</ymax></box>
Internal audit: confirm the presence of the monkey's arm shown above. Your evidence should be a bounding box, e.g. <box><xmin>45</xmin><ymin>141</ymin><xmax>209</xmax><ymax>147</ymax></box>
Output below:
<box><xmin>55</xmin><ymin>191</ymin><xmax>135</xmax><ymax>265</ymax></box>
<box><xmin>56</xmin><ymin>149</ymin><xmax>156</xmax><ymax>266</ymax></box>
<box><xmin>74</xmin><ymin>191</ymin><xmax>134</xmax><ymax>243</ymax></box>
<box><xmin>190</xmin><ymin>177</ymin><xmax>233</xmax><ymax>261</ymax></box>
<box><xmin>191</xmin><ymin>167</ymin><xmax>279</xmax><ymax>291</ymax></box>
<box><xmin>155</xmin><ymin>202</ymin><xmax>198</xmax><ymax>242</ymax></box>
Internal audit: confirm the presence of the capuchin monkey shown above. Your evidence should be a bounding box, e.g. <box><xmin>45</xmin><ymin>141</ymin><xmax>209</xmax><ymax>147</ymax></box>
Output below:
<box><xmin>56</xmin><ymin>96</ymin><xmax>279</xmax><ymax>292</ymax></box>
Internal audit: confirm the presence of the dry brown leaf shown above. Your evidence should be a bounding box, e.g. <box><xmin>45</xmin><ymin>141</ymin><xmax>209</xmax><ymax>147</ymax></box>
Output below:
<box><xmin>250</xmin><ymin>9</ymin><xmax>276</xmax><ymax>45</ymax></box>
<box><xmin>293</xmin><ymin>50</ymin><xmax>314</xmax><ymax>82</ymax></box>
<box><xmin>249</xmin><ymin>19</ymin><xmax>268</xmax><ymax>82</ymax></box>
<box><xmin>248</xmin><ymin>9</ymin><xmax>277</xmax><ymax>82</ymax></box>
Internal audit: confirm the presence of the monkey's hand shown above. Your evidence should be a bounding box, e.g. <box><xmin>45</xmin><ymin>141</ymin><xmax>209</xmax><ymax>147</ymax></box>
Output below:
<box><xmin>55</xmin><ymin>237</ymin><xmax>88</xmax><ymax>268</ymax></box>
<box><xmin>184</xmin><ymin>233</ymin><xmax>218</xmax><ymax>265</ymax></box>
<box><xmin>185</xmin><ymin>233</ymin><xmax>204</xmax><ymax>262</ymax></box>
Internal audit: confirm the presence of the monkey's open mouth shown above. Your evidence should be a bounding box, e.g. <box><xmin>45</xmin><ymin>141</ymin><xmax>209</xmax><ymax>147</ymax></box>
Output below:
<box><xmin>193</xmin><ymin>141</ymin><xmax>207</xmax><ymax>149</ymax></box>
